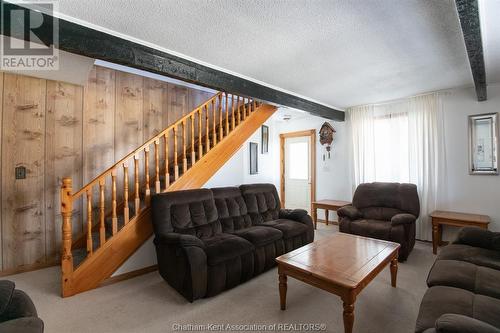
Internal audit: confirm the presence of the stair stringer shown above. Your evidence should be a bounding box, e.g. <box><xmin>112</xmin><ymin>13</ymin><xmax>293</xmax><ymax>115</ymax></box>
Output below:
<box><xmin>62</xmin><ymin>104</ymin><xmax>277</xmax><ymax>297</ymax></box>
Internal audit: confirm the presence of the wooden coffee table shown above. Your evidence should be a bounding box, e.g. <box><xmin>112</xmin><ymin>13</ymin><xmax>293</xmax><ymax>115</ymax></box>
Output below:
<box><xmin>276</xmin><ymin>233</ymin><xmax>400</xmax><ymax>333</ymax></box>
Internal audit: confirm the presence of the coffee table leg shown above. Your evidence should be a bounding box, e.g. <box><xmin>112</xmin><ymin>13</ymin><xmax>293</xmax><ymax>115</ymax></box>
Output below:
<box><xmin>390</xmin><ymin>257</ymin><xmax>398</xmax><ymax>287</ymax></box>
<box><xmin>279</xmin><ymin>273</ymin><xmax>287</xmax><ymax>310</ymax></box>
<box><xmin>342</xmin><ymin>294</ymin><xmax>355</xmax><ymax>333</ymax></box>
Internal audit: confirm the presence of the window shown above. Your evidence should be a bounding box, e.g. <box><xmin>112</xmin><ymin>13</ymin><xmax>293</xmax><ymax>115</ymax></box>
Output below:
<box><xmin>289</xmin><ymin>142</ymin><xmax>309</xmax><ymax>180</ymax></box>
<box><xmin>373</xmin><ymin>111</ymin><xmax>410</xmax><ymax>183</ymax></box>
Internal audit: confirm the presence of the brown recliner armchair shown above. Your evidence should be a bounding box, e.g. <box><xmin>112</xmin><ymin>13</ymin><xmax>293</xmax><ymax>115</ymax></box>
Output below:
<box><xmin>338</xmin><ymin>182</ymin><xmax>420</xmax><ymax>261</ymax></box>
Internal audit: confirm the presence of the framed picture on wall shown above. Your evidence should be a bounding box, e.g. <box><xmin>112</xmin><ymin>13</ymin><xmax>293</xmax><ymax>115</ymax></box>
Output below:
<box><xmin>249</xmin><ymin>142</ymin><xmax>258</xmax><ymax>174</ymax></box>
<box><xmin>261</xmin><ymin>125</ymin><xmax>269</xmax><ymax>153</ymax></box>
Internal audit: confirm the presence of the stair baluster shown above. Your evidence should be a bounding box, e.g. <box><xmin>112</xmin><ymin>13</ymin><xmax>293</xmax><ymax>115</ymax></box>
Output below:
<box><xmin>231</xmin><ymin>94</ymin><xmax>236</xmax><ymax>130</ymax></box>
<box><xmin>173</xmin><ymin>127</ymin><xmax>179</xmax><ymax>180</ymax></box>
<box><xmin>111</xmin><ymin>170</ymin><xmax>118</xmax><ymax>234</ymax></box>
<box><xmin>225</xmin><ymin>93</ymin><xmax>229</xmax><ymax>136</ymax></box>
<box><xmin>123</xmin><ymin>164</ymin><xmax>130</xmax><ymax>224</ymax></box>
<box><xmin>197</xmin><ymin>109</ymin><xmax>203</xmax><ymax>158</ymax></box>
<box><xmin>211</xmin><ymin>99</ymin><xmax>216</xmax><ymax>146</ymax></box>
<box><xmin>218</xmin><ymin>93</ymin><xmax>223</xmax><ymax>141</ymax></box>
<box><xmin>134</xmin><ymin>155</ymin><xmax>140</xmax><ymax>214</ymax></box>
<box><xmin>241</xmin><ymin>97</ymin><xmax>245</xmax><ymax>121</ymax></box>
<box><xmin>164</xmin><ymin>133</ymin><xmax>170</xmax><ymax>190</ymax></box>
<box><xmin>99</xmin><ymin>179</ymin><xmax>105</xmax><ymax>246</ymax></box>
<box><xmin>237</xmin><ymin>96</ymin><xmax>242</xmax><ymax>125</ymax></box>
<box><xmin>191</xmin><ymin>114</ymin><xmax>195</xmax><ymax>165</ymax></box>
<box><xmin>86</xmin><ymin>189</ymin><xmax>93</xmax><ymax>256</ymax></box>
<box><xmin>144</xmin><ymin>147</ymin><xmax>151</xmax><ymax>204</ymax></box>
<box><xmin>154</xmin><ymin>139</ymin><xmax>161</xmax><ymax>193</ymax></box>
<box><xmin>182</xmin><ymin>120</ymin><xmax>187</xmax><ymax>174</ymax></box>
<box><xmin>205</xmin><ymin>105</ymin><xmax>210</xmax><ymax>152</ymax></box>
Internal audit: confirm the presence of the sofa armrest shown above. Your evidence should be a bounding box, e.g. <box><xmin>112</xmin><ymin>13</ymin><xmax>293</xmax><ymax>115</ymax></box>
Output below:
<box><xmin>337</xmin><ymin>205</ymin><xmax>362</xmax><ymax>220</ymax></box>
<box><xmin>435</xmin><ymin>314</ymin><xmax>500</xmax><ymax>333</ymax></box>
<box><xmin>452</xmin><ymin>227</ymin><xmax>500</xmax><ymax>251</ymax></box>
<box><xmin>391</xmin><ymin>213</ymin><xmax>417</xmax><ymax>226</ymax></box>
<box><xmin>154</xmin><ymin>233</ymin><xmax>207</xmax><ymax>301</ymax></box>
<box><xmin>154</xmin><ymin>233</ymin><xmax>205</xmax><ymax>249</ymax></box>
<box><xmin>0</xmin><ymin>317</ymin><xmax>44</xmax><ymax>333</ymax></box>
<box><xmin>279</xmin><ymin>209</ymin><xmax>314</xmax><ymax>242</ymax></box>
<box><xmin>279</xmin><ymin>209</ymin><xmax>311</xmax><ymax>224</ymax></box>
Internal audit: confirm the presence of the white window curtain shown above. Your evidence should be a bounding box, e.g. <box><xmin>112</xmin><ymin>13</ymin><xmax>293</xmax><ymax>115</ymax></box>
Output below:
<box><xmin>346</xmin><ymin>93</ymin><xmax>447</xmax><ymax>240</ymax></box>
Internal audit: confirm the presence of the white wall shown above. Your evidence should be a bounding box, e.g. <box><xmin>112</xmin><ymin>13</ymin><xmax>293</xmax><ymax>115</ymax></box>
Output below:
<box><xmin>440</xmin><ymin>83</ymin><xmax>500</xmax><ymax>237</ymax></box>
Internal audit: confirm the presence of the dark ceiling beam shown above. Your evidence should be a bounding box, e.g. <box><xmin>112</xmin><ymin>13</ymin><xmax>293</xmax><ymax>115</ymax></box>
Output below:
<box><xmin>1</xmin><ymin>1</ymin><xmax>344</xmax><ymax>120</ymax></box>
<box><xmin>455</xmin><ymin>0</ymin><xmax>487</xmax><ymax>101</ymax></box>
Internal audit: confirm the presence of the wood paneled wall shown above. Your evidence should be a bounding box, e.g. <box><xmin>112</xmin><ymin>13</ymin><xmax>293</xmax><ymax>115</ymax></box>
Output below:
<box><xmin>0</xmin><ymin>66</ymin><xmax>214</xmax><ymax>273</ymax></box>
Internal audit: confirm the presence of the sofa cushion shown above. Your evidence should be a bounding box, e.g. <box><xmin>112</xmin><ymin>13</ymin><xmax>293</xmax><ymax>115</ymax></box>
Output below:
<box><xmin>258</xmin><ymin>219</ymin><xmax>308</xmax><ymax>239</ymax></box>
<box><xmin>203</xmin><ymin>234</ymin><xmax>254</xmax><ymax>266</ymax></box>
<box><xmin>352</xmin><ymin>182</ymin><xmax>420</xmax><ymax>217</ymax></box>
<box><xmin>232</xmin><ymin>226</ymin><xmax>282</xmax><ymax>247</ymax></box>
<box><xmin>427</xmin><ymin>259</ymin><xmax>500</xmax><ymax>299</ymax></box>
<box><xmin>415</xmin><ymin>286</ymin><xmax>500</xmax><ymax>333</ymax></box>
<box><xmin>240</xmin><ymin>184</ymin><xmax>281</xmax><ymax>224</ymax></box>
<box><xmin>360</xmin><ymin>207</ymin><xmax>403</xmax><ymax>221</ymax></box>
<box><xmin>212</xmin><ymin>187</ymin><xmax>252</xmax><ymax>232</ymax></box>
<box><xmin>349</xmin><ymin>219</ymin><xmax>392</xmax><ymax>240</ymax></box>
<box><xmin>152</xmin><ymin>189</ymin><xmax>221</xmax><ymax>239</ymax></box>
<box><xmin>437</xmin><ymin>244</ymin><xmax>500</xmax><ymax>271</ymax></box>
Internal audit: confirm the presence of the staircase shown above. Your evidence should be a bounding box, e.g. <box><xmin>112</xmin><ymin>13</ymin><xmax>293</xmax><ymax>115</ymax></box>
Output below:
<box><xmin>60</xmin><ymin>92</ymin><xmax>277</xmax><ymax>297</ymax></box>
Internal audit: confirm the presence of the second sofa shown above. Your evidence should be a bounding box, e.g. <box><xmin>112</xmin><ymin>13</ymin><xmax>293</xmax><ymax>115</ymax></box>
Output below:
<box><xmin>151</xmin><ymin>183</ymin><xmax>314</xmax><ymax>302</ymax></box>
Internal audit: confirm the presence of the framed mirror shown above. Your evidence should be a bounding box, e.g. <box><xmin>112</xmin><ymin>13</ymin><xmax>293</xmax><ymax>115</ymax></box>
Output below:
<box><xmin>469</xmin><ymin>113</ymin><xmax>498</xmax><ymax>175</ymax></box>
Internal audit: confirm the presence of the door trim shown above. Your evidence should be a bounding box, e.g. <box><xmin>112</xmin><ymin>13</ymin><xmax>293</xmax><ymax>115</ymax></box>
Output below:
<box><xmin>279</xmin><ymin>129</ymin><xmax>316</xmax><ymax>212</ymax></box>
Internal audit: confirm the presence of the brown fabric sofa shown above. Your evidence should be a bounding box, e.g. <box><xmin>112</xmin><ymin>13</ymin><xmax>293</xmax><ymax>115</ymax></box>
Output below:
<box><xmin>338</xmin><ymin>182</ymin><xmax>420</xmax><ymax>261</ymax></box>
<box><xmin>0</xmin><ymin>280</ymin><xmax>43</xmax><ymax>333</ymax></box>
<box><xmin>415</xmin><ymin>227</ymin><xmax>500</xmax><ymax>333</ymax></box>
<box><xmin>151</xmin><ymin>183</ymin><xmax>314</xmax><ymax>302</ymax></box>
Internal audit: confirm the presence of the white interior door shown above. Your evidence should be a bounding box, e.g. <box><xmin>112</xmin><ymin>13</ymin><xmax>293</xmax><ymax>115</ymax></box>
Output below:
<box><xmin>284</xmin><ymin>136</ymin><xmax>311</xmax><ymax>212</ymax></box>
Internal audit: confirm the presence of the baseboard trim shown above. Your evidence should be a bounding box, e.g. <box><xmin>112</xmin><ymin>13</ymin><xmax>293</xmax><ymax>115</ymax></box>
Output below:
<box><xmin>0</xmin><ymin>261</ymin><xmax>59</xmax><ymax>277</ymax></box>
<box><xmin>100</xmin><ymin>265</ymin><xmax>158</xmax><ymax>287</ymax></box>
<box><xmin>316</xmin><ymin>219</ymin><xmax>339</xmax><ymax>226</ymax></box>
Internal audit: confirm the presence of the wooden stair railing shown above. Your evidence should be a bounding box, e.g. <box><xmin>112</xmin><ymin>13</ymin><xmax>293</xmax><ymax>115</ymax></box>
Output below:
<box><xmin>60</xmin><ymin>92</ymin><xmax>276</xmax><ymax>297</ymax></box>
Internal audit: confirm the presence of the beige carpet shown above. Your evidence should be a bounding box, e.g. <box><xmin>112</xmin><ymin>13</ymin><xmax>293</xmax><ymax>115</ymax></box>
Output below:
<box><xmin>8</xmin><ymin>225</ymin><xmax>435</xmax><ymax>333</ymax></box>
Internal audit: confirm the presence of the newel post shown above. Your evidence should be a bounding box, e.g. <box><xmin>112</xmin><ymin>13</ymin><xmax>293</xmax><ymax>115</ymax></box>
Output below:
<box><xmin>61</xmin><ymin>177</ymin><xmax>73</xmax><ymax>296</ymax></box>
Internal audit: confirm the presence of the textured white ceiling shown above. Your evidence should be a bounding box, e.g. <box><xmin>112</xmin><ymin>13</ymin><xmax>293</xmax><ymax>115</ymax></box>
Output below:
<box><xmin>55</xmin><ymin>0</ymin><xmax>476</xmax><ymax>109</ymax></box>
<box><xmin>480</xmin><ymin>0</ymin><xmax>500</xmax><ymax>84</ymax></box>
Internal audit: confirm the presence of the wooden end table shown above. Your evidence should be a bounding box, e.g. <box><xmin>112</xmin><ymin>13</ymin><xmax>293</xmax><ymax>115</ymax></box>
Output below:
<box><xmin>430</xmin><ymin>210</ymin><xmax>490</xmax><ymax>254</ymax></box>
<box><xmin>312</xmin><ymin>200</ymin><xmax>351</xmax><ymax>229</ymax></box>
<box><xmin>276</xmin><ymin>233</ymin><xmax>400</xmax><ymax>333</ymax></box>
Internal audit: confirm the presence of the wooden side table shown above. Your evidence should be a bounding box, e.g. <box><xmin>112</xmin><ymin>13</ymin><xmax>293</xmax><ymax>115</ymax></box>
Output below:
<box><xmin>430</xmin><ymin>210</ymin><xmax>490</xmax><ymax>254</ymax></box>
<box><xmin>312</xmin><ymin>200</ymin><xmax>351</xmax><ymax>229</ymax></box>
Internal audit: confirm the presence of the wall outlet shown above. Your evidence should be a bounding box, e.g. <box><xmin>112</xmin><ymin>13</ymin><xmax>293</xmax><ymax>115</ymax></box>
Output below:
<box><xmin>15</xmin><ymin>166</ymin><xmax>26</xmax><ymax>179</ymax></box>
